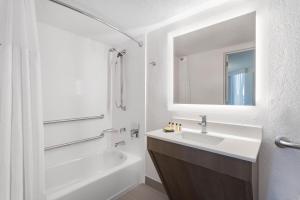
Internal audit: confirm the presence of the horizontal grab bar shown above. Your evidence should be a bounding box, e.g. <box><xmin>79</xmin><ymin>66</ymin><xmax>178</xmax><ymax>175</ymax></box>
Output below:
<box><xmin>44</xmin><ymin>133</ymin><xmax>104</xmax><ymax>151</ymax></box>
<box><xmin>43</xmin><ymin>114</ymin><xmax>104</xmax><ymax>124</ymax></box>
<box><xmin>44</xmin><ymin>128</ymin><xmax>118</xmax><ymax>151</ymax></box>
<box><xmin>275</xmin><ymin>136</ymin><xmax>300</xmax><ymax>150</ymax></box>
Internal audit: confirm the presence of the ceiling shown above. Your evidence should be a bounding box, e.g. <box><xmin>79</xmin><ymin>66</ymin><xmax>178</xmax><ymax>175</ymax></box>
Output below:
<box><xmin>35</xmin><ymin>0</ymin><xmax>222</xmax><ymax>46</ymax></box>
<box><xmin>174</xmin><ymin>12</ymin><xmax>256</xmax><ymax>57</ymax></box>
<box><xmin>65</xmin><ymin>0</ymin><xmax>215</xmax><ymax>30</ymax></box>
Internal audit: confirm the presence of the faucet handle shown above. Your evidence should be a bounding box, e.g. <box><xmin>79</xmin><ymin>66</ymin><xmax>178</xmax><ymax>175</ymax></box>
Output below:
<box><xmin>198</xmin><ymin>115</ymin><xmax>207</xmax><ymax>127</ymax></box>
<box><xmin>131</xmin><ymin>129</ymin><xmax>139</xmax><ymax>138</ymax></box>
<box><xmin>198</xmin><ymin>115</ymin><xmax>207</xmax><ymax>134</ymax></box>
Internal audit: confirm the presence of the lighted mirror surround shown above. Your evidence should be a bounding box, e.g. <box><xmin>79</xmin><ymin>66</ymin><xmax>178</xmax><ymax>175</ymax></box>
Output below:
<box><xmin>172</xmin><ymin>12</ymin><xmax>256</xmax><ymax>106</ymax></box>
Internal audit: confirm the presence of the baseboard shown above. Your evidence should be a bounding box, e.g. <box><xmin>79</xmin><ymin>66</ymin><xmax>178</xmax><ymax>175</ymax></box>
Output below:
<box><xmin>145</xmin><ymin>176</ymin><xmax>166</xmax><ymax>194</ymax></box>
<box><xmin>109</xmin><ymin>183</ymin><xmax>138</xmax><ymax>200</ymax></box>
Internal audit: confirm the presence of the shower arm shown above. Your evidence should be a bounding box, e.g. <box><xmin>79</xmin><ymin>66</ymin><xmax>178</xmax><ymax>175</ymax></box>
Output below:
<box><xmin>47</xmin><ymin>0</ymin><xmax>143</xmax><ymax>47</ymax></box>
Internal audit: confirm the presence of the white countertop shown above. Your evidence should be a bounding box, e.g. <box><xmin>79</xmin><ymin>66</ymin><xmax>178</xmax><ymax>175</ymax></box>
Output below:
<box><xmin>146</xmin><ymin>123</ymin><xmax>262</xmax><ymax>163</ymax></box>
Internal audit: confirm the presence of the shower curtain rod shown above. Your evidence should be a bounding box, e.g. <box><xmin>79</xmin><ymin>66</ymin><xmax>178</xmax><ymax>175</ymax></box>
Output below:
<box><xmin>47</xmin><ymin>0</ymin><xmax>143</xmax><ymax>47</ymax></box>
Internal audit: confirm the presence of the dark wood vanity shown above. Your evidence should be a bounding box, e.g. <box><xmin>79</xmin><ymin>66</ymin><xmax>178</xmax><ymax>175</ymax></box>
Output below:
<box><xmin>147</xmin><ymin>137</ymin><xmax>258</xmax><ymax>200</ymax></box>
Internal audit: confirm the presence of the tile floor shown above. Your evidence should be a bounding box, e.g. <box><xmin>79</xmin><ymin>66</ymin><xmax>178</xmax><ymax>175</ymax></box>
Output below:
<box><xmin>117</xmin><ymin>184</ymin><xmax>168</xmax><ymax>200</ymax></box>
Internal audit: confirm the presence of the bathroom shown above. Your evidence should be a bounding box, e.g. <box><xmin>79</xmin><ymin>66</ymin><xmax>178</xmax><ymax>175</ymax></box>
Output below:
<box><xmin>1</xmin><ymin>0</ymin><xmax>300</xmax><ymax>200</ymax></box>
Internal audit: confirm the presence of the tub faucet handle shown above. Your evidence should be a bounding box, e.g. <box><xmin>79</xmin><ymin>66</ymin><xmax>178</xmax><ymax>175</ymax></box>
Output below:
<box><xmin>130</xmin><ymin>123</ymin><xmax>140</xmax><ymax>138</ymax></box>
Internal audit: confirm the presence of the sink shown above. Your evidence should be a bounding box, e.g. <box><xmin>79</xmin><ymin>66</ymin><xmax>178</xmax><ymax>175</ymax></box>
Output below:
<box><xmin>147</xmin><ymin>125</ymin><xmax>260</xmax><ymax>200</ymax></box>
<box><xmin>181</xmin><ymin>131</ymin><xmax>224</xmax><ymax>145</ymax></box>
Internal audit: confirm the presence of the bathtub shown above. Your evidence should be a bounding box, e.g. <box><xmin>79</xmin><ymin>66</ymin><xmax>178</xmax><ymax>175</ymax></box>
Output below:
<box><xmin>46</xmin><ymin>150</ymin><xmax>142</xmax><ymax>200</ymax></box>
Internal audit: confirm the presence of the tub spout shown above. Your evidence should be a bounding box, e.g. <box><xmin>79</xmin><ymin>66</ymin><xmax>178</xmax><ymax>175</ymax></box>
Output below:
<box><xmin>115</xmin><ymin>140</ymin><xmax>126</xmax><ymax>147</ymax></box>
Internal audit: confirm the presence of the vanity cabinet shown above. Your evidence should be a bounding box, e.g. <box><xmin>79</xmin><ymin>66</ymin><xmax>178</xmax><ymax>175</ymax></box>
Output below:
<box><xmin>147</xmin><ymin>137</ymin><xmax>258</xmax><ymax>200</ymax></box>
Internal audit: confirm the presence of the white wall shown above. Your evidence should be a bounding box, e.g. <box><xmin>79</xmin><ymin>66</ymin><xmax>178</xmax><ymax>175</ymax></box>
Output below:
<box><xmin>111</xmin><ymin>36</ymin><xmax>146</xmax><ymax>183</ymax></box>
<box><xmin>186</xmin><ymin>49</ymin><xmax>224</xmax><ymax>104</ymax></box>
<box><xmin>174</xmin><ymin>56</ymin><xmax>192</xmax><ymax>104</ymax></box>
<box><xmin>146</xmin><ymin>0</ymin><xmax>300</xmax><ymax>199</ymax></box>
<box><xmin>38</xmin><ymin>23</ymin><xmax>112</xmax><ymax>168</ymax></box>
<box><xmin>174</xmin><ymin>42</ymin><xmax>254</xmax><ymax>104</ymax></box>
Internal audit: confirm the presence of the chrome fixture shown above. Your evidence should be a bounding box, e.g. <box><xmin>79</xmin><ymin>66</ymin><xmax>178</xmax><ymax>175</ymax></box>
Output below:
<box><xmin>131</xmin><ymin>128</ymin><xmax>139</xmax><ymax>138</ymax></box>
<box><xmin>47</xmin><ymin>0</ymin><xmax>143</xmax><ymax>47</ymax></box>
<box><xmin>275</xmin><ymin>136</ymin><xmax>300</xmax><ymax>150</ymax></box>
<box><xmin>117</xmin><ymin>50</ymin><xmax>126</xmax><ymax>58</ymax></box>
<box><xmin>149</xmin><ymin>61</ymin><xmax>156</xmax><ymax>66</ymax></box>
<box><xmin>198</xmin><ymin>115</ymin><xmax>207</xmax><ymax>134</ymax></box>
<box><xmin>120</xmin><ymin>127</ymin><xmax>126</xmax><ymax>134</ymax></box>
<box><xmin>43</xmin><ymin>114</ymin><xmax>104</xmax><ymax>124</ymax></box>
<box><xmin>115</xmin><ymin>140</ymin><xmax>126</xmax><ymax>147</ymax></box>
<box><xmin>45</xmin><ymin>132</ymin><xmax>104</xmax><ymax>151</ymax></box>
<box><xmin>44</xmin><ymin>128</ymin><xmax>118</xmax><ymax>151</ymax></box>
<box><xmin>109</xmin><ymin>48</ymin><xmax>126</xmax><ymax>57</ymax></box>
<box><xmin>109</xmin><ymin>48</ymin><xmax>127</xmax><ymax>111</ymax></box>
<box><xmin>102</xmin><ymin>128</ymin><xmax>119</xmax><ymax>134</ymax></box>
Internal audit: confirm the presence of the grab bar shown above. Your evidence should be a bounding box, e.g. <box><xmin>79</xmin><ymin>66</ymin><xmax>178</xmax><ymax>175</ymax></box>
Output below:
<box><xmin>275</xmin><ymin>136</ymin><xmax>300</xmax><ymax>150</ymax></box>
<box><xmin>44</xmin><ymin>128</ymin><xmax>118</xmax><ymax>151</ymax></box>
<box><xmin>43</xmin><ymin>114</ymin><xmax>104</xmax><ymax>124</ymax></box>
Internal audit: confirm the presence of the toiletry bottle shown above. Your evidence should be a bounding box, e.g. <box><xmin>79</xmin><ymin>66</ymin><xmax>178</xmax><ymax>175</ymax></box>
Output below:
<box><xmin>163</xmin><ymin>122</ymin><xmax>174</xmax><ymax>132</ymax></box>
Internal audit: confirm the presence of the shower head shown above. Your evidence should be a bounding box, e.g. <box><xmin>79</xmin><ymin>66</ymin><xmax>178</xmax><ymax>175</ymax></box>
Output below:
<box><xmin>117</xmin><ymin>50</ymin><xmax>126</xmax><ymax>57</ymax></box>
<box><xmin>109</xmin><ymin>48</ymin><xmax>126</xmax><ymax>57</ymax></box>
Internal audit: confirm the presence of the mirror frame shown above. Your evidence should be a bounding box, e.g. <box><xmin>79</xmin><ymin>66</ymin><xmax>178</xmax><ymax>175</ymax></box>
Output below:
<box><xmin>167</xmin><ymin>10</ymin><xmax>258</xmax><ymax>112</ymax></box>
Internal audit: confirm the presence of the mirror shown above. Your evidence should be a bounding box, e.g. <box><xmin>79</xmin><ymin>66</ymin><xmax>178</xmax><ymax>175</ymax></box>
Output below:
<box><xmin>173</xmin><ymin>12</ymin><xmax>256</xmax><ymax>106</ymax></box>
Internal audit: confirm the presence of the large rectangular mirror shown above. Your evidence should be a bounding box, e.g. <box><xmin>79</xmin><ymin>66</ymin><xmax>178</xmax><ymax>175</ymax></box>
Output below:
<box><xmin>173</xmin><ymin>12</ymin><xmax>256</xmax><ymax>106</ymax></box>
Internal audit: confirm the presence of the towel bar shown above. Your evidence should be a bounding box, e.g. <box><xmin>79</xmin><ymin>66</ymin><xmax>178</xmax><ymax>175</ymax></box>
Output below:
<box><xmin>275</xmin><ymin>136</ymin><xmax>300</xmax><ymax>150</ymax></box>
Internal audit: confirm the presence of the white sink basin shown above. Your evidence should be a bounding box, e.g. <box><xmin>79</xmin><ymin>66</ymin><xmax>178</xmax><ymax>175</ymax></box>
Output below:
<box><xmin>146</xmin><ymin>121</ymin><xmax>262</xmax><ymax>162</ymax></box>
<box><xmin>181</xmin><ymin>131</ymin><xmax>224</xmax><ymax>145</ymax></box>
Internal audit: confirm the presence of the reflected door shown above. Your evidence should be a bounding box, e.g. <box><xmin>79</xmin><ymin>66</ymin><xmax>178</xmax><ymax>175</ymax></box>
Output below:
<box><xmin>225</xmin><ymin>49</ymin><xmax>255</xmax><ymax>105</ymax></box>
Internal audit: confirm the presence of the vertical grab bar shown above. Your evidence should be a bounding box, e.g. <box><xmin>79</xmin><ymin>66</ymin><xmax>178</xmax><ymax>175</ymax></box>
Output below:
<box><xmin>111</xmin><ymin>49</ymin><xmax>126</xmax><ymax>111</ymax></box>
<box><xmin>119</xmin><ymin>54</ymin><xmax>126</xmax><ymax>111</ymax></box>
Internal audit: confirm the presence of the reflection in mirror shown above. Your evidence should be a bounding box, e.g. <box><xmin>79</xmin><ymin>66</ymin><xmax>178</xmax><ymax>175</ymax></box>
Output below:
<box><xmin>225</xmin><ymin>49</ymin><xmax>255</xmax><ymax>105</ymax></box>
<box><xmin>173</xmin><ymin>12</ymin><xmax>256</xmax><ymax>106</ymax></box>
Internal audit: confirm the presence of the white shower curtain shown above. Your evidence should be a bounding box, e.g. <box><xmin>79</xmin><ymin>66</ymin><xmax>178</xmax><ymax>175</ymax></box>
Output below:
<box><xmin>0</xmin><ymin>0</ymin><xmax>45</xmax><ymax>200</ymax></box>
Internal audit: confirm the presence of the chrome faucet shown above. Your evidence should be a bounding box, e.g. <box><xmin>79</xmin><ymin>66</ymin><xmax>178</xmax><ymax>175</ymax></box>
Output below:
<box><xmin>131</xmin><ymin>128</ymin><xmax>139</xmax><ymax>138</ymax></box>
<box><xmin>198</xmin><ymin>115</ymin><xmax>207</xmax><ymax>134</ymax></box>
<box><xmin>115</xmin><ymin>140</ymin><xmax>126</xmax><ymax>147</ymax></box>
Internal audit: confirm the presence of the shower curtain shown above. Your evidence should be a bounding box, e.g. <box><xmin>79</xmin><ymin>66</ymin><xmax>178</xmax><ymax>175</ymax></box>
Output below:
<box><xmin>0</xmin><ymin>0</ymin><xmax>45</xmax><ymax>200</ymax></box>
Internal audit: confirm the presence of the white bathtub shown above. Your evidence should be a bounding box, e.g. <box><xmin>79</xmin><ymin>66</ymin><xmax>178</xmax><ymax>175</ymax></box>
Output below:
<box><xmin>46</xmin><ymin>150</ymin><xmax>142</xmax><ymax>200</ymax></box>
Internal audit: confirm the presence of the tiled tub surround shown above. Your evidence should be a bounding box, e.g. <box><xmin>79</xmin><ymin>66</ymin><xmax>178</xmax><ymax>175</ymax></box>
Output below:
<box><xmin>39</xmin><ymin>22</ymin><xmax>146</xmax><ymax>200</ymax></box>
